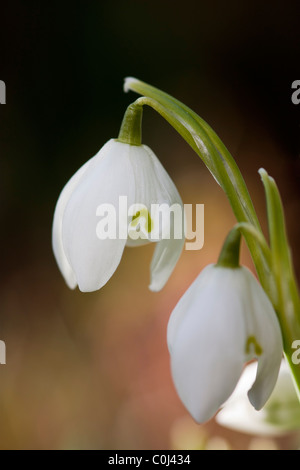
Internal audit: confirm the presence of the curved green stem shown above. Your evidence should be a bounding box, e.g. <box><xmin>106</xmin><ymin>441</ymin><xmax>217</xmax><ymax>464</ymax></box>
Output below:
<box><xmin>234</xmin><ymin>222</ymin><xmax>273</xmax><ymax>269</ymax></box>
<box><xmin>124</xmin><ymin>81</ymin><xmax>271</xmax><ymax>297</ymax></box>
<box><xmin>124</xmin><ymin>78</ymin><xmax>260</xmax><ymax>228</ymax></box>
<box><xmin>217</xmin><ymin>228</ymin><xmax>241</xmax><ymax>269</ymax></box>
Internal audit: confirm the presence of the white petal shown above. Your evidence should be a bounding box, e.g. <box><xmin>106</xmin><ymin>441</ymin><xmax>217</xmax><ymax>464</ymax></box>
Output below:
<box><xmin>167</xmin><ymin>265</ymin><xmax>215</xmax><ymax>353</ymax></box>
<box><xmin>216</xmin><ymin>360</ymin><xmax>300</xmax><ymax>436</ymax></box>
<box><xmin>52</xmin><ymin>159</ymin><xmax>91</xmax><ymax>289</ymax></box>
<box><xmin>127</xmin><ymin>144</ymin><xmax>183</xmax><ymax>228</ymax></box>
<box><xmin>143</xmin><ymin>146</ymin><xmax>184</xmax><ymax>285</ymax></box>
<box><xmin>241</xmin><ymin>267</ymin><xmax>283</xmax><ymax>409</ymax></box>
<box><xmin>123</xmin><ymin>144</ymin><xmax>184</xmax><ymax>290</ymax></box>
<box><xmin>168</xmin><ymin>265</ymin><xmax>283</xmax><ymax>423</ymax></box>
<box><xmin>169</xmin><ymin>266</ymin><xmax>247</xmax><ymax>423</ymax></box>
<box><xmin>62</xmin><ymin>140</ymin><xmax>135</xmax><ymax>292</ymax></box>
<box><xmin>149</xmin><ymin>237</ymin><xmax>185</xmax><ymax>292</ymax></box>
<box><xmin>216</xmin><ymin>363</ymin><xmax>284</xmax><ymax>436</ymax></box>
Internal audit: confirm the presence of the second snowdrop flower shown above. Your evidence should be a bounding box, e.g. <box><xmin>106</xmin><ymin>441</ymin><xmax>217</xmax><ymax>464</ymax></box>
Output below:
<box><xmin>167</xmin><ymin>230</ymin><xmax>283</xmax><ymax>423</ymax></box>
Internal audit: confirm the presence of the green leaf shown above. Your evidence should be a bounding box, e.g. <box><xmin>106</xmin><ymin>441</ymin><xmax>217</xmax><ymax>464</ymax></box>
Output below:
<box><xmin>259</xmin><ymin>168</ymin><xmax>300</xmax><ymax>397</ymax></box>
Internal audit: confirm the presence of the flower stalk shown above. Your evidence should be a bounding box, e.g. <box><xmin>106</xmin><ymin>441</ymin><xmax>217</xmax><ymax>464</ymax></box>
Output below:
<box><xmin>216</xmin><ymin>228</ymin><xmax>241</xmax><ymax>269</ymax></box>
<box><xmin>117</xmin><ymin>103</ymin><xmax>143</xmax><ymax>146</ymax></box>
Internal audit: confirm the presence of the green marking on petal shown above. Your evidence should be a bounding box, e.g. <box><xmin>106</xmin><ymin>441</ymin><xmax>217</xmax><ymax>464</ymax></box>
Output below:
<box><xmin>131</xmin><ymin>209</ymin><xmax>153</xmax><ymax>233</ymax></box>
<box><xmin>245</xmin><ymin>335</ymin><xmax>263</xmax><ymax>356</ymax></box>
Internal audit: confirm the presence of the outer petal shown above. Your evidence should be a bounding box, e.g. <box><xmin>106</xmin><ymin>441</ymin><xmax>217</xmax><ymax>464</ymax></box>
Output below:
<box><xmin>167</xmin><ymin>264</ymin><xmax>215</xmax><ymax>353</ymax></box>
<box><xmin>62</xmin><ymin>140</ymin><xmax>135</xmax><ymax>292</ymax></box>
<box><xmin>125</xmin><ymin>144</ymin><xmax>185</xmax><ymax>290</ymax></box>
<box><xmin>149</xmin><ymin>237</ymin><xmax>185</xmax><ymax>292</ymax></box>
<box><xmin>241</xmin><ymin>267</ymin><xmax>283</xmax><ymax>409</ymax></box>
<box><xmin>168</xmin><ymin>265</ymin><xmax>283</xmax><ymax>423</ymax></box>
<box><xmin>169</xmin><ymin>266</ymin><xmax>247</xmax><ymax>423</ymax></box>
<box><xmin>52</xmin><ymin>159</ymin><xmax>91</xmax><ymax>289</ymax></box>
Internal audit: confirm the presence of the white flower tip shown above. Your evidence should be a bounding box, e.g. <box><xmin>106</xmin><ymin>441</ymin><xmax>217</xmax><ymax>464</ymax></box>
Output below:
<box><xmin>247</xmin><ymin>389</ymin><xmax>263</xmax><ymax>411</ymax></box>
<box><xmin>247</xmin><ymin>358</ymin><xmax>282</xmax><ymax>411</ymax></box>
<box><xmin>123</xmin><ymin>77</ymin><xmax>139</xmax><ymax>93</ymax></box>
<box><xmin>247</xmin><ymin>375</ymin><xmax>276</xmax><ymax>411</ymax></box>
<box><xmin>66</xmin><ymin>278</ymin><xmax>77</xmax><ymax>290</ymax></box>
<box><xmin>189</xmin><ymin>407</ymin><xmax>216</xmax><ymax>424</ymax></box>
<box><xmin>148</xmin><ymin>279</ymin><xmax>163</xmax><ymax>292</ymax></box>
<box><xmin>77</xmin><ymin>279</ymin><xmax>101</xmax><ymax>293</ymax></box>
<box><xmin>76</xmin><ymin>269</ymin><xmax>112</xmax><ymax>293</ymax></box>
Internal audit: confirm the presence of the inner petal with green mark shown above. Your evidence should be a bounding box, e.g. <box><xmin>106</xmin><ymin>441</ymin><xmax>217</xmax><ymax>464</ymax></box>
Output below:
<box><xmin>245</xmin><ymin>335</ymin><xmax>263</xmax><ymax>357</ymax></box>
<box><xmin>131</xmin><ymin>208</ymin><xmax>153</xmax><ymax>234</ymax></box>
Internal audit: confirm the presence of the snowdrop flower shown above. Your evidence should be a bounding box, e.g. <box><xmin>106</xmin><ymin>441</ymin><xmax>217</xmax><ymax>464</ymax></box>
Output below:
<box><xmin>167</xmin><ymin>263</ymin><xmax>283</xmax><ymax>423</ymax></box>
<box><xmin>216</xmin><ymin>359</ymin><xmax>300</xmax><ymax>436</ymax></box>
<box><xmin>52</xmin><ymin>139</ymin><xmax>184</xmax><ymax>292</ymax></box>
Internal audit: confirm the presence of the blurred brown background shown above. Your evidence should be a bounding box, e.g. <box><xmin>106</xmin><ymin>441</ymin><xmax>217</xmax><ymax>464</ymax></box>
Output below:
<box><xmin>0</xmin><ymin>0</ymin><xmax>300</xmax><ymax>449</ymax></box>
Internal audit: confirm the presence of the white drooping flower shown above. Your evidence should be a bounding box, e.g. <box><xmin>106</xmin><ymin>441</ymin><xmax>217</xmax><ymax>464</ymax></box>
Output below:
<box><xmin>167</xmin><ymin>264</ymin><xmax>283</xmax><ymax>423</ymax></box>
<box><xmin>52</xmin><ymin>139</ymin><xmax>184</xmax><ymax>292</ymax></box>
<box><xmin>216</xmin><ymin>359</ymin><xmax>300</xmax><ymax>436</ymax></box>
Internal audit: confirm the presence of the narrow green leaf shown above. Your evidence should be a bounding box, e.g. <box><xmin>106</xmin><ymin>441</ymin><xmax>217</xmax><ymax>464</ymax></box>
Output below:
<box><xmin>259</xmin><ymin>168</ymin><xmax>300</xmax><ymax>395</ymax></box>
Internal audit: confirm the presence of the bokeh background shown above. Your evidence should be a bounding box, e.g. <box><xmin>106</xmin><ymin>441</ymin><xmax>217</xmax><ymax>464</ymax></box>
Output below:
<box><xmin>1</xmin><ymin>0</ymin><xmax>300</xmax><ymax>450</ymax></box>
